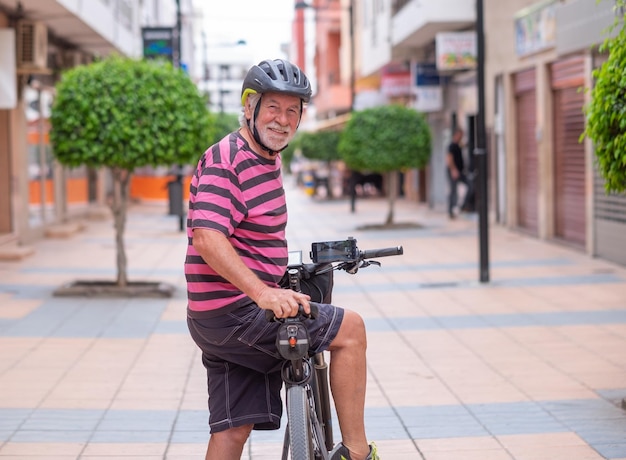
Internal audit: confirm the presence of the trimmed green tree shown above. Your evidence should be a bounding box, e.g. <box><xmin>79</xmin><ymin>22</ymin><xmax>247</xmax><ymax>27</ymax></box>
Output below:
<box><xmin>299</xmin><ymin>129</ymin><xmax>342</xmax><ymax>163</ymax></box>
<box><xmin>50</xmin><ymin>55</ymin><xmax>214</xmax><ymax>288</ymax></box>
<box><xmin>210</xmin><ymin>112</ymin><xmax>240</xmax><ymax>145</ymax></box>
<box><xmin>299</xmin><ymin>130</ymin><xmax>342</xmax><ymax>197</ymax></box>
<box><xmin>582</xmin><ymin>2</ymin><xmax>626</xmax><ymax>193</ymax></box>
<box><xmin>339</xmin><ymin>104</ymin><xmax>431</xmax><ymax>225</ymax></box>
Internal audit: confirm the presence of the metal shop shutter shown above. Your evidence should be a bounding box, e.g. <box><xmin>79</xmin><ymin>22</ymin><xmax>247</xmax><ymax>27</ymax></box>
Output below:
<box><xmin>551</xmin><ymin>56</ymin><xmax>586</xmax><ymax>247</ymax></box>
<box><xmin>514</xmin><ymin>68</ymin><xmax>539</xmax><ymax>235</ymax></box>
<box><xmin>592</xmin><ymin>52</ymin><xmax>626</xmax><ymax>266</ymax></box>
<box><xmin>594</xmin><ymin>170</ymin><xmax>626</xmax><ymax>266</ymax></box>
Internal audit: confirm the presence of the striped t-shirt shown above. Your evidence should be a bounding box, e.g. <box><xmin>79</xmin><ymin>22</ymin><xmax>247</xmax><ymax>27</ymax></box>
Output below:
<box><xmin>185</xmin><ymin>132</ymin><xmax>288</xmax><ymax>314</ymax></box>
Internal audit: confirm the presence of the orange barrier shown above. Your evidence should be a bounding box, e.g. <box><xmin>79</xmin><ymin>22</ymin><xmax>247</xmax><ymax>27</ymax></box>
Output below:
<box><xmin>28</xmin><ymin>178</ymin><xmax>89</xmax><ymax>205</ymax></box>
<box><xmin>29</xmin><ymin>179</ymin><xmax>54</xmax><ymax>205</ymax></box>
<box><xmin>130</xmin><ymin>175</ymin><xmax>191</xmax><ymax>201</ymax></box>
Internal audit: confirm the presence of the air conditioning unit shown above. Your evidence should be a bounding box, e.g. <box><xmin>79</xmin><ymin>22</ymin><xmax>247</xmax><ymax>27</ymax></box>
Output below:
<box><xmin>62</xmin><ymin>50</ymin><xmax>84</xmax><ymax>68</ymax></box>
<box><xmin>16</xmin><ymin>20</ymin><xmax>48</xmax><ymax>70</ymax></box>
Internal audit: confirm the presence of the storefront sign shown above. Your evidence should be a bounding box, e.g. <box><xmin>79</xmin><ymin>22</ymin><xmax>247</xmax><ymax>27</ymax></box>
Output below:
<box><xmin>413</xmin><ymin>63</ymin><xmax>443</xmax><ymax>112</ymax></box>
<box><xmin>414</xmin><ymin>86</ymin><xmax>443</xmax><ymax>112</ymax></box>
<box><xmin>515</xmin><ymin>0</ymin><xmax>557</xmax><ymax>56</ymax></box>
<box><xmin>435</xmin><ymin>32</ymin><xmax>477</xmax><ymax>71</ymax></box>
<box><xmin>380</xmin><ymin>63</ymin><xmax>412</xmax><ymax>97</ymax></box>
<box><xmin>142</xmin><ymin>27</ymin><xmax>174</xmax><ymax>62</ymax></box>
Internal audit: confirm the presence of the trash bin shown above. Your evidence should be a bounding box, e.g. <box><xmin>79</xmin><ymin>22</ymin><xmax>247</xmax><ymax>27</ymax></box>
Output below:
<box><xmin>167</xmin><ymin>179</ymin><xmax>183</xmax><ymax>216</ymax></box>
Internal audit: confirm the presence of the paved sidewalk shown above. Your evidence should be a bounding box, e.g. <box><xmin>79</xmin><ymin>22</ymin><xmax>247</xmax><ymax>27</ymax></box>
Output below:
<box><xmin>1</xmin><ymin>179</ymin><xmax>625</xmax><ymax>460</ymax></box>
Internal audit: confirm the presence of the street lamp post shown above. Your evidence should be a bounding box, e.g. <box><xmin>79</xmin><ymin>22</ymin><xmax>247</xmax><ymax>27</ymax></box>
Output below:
<box><xmin>347</xmin><ymin>0</ymin><xmax>355</xmax><ymax>111</ymax></box>
<box><xmin>173</xmin><ymin>0</ymin><xmax>184</xmax><ymax>232</ymax></box>
<box><xmin>476</xmin><ymin>0</ymin><xmax>490</xmax><ymax>282</ymax></box>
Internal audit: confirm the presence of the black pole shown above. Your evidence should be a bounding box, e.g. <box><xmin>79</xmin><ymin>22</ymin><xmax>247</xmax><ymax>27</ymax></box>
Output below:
<box><xmin>175</xmin><ymin>0</ymin><xmax>184</xmax><ymax>232</ymax></box>
<box><xmin>174</xmin><ymin>0</ymin><xmax>182</xmax><ymax>69</ymax></box>
<box><xmin>349</xmin><ymin>0</ymin><xmax>355</xmax><ymax>111</ymax></box>
<box><xmin>349</xmin><ymin>0</ymin><xmax>358</xmax><ymax>212</ymax></box>
<box><xmin>476</xmin><ymin>0</ymin><xmax>490</xmax><ymax>282</ymax></box>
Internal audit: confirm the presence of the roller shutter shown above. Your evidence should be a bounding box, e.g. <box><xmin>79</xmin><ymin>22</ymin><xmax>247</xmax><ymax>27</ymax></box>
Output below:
<box><xmin>514</xmin><ymin>68</ymin><xmax>538</xmax><ymax>235</ymax></box>
<box><xmin>551</xmin><ymin>56</ymin><xmax>586</xmax><ymax>247</ymax></box>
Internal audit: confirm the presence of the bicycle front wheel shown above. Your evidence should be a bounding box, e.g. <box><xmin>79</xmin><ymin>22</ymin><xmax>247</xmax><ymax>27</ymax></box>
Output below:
<box><xmin>287</xmin><ymin>385</ymin><xmax>314</xmax><ymax>460</ymax></box>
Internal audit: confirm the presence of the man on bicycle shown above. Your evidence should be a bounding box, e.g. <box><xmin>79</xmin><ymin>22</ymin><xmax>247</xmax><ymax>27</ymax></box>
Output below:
<box><xmin>185</xmin><ymin>58</ymin><xmax>379</xmax><ymax>460</ymax></box>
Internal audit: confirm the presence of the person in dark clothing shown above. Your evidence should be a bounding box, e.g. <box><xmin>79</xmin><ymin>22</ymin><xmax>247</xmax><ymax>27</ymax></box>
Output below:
<box><xmin>446</xmin><ymin>128</ymin><xmax>470</xmax><ymax>219</ymax></box>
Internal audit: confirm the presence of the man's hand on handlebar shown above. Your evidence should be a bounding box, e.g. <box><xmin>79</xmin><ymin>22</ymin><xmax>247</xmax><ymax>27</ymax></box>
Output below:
<box><xmin>256</xmin><ymin>286</ymin><xmax>311</xmax><ymax>318</ymax></box>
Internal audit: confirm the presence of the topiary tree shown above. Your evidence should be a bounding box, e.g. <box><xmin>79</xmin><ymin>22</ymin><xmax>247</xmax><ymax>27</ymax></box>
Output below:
<box><xmin>300</xmin><ymin>129</ymin><xmax>342</xmax><ymax>162</ymax></box>
<box><xmin>210</xmin><ymin>112</ymin><xmax>240</xmax><ymax>146</ymax></box>
<box><xmin>582</xmin><ymin>2</ymin><xmax>626</xmax><ymax>193</ymax></box>
<box><xmin>299</xmin><ymin>130</ymin><xmax>342</xmax><ymax>197</ymax></box>
<box><xmin>339</xmin><ymin>104</ymin><xmax>431</xmax><ymax>225</ymax></box>
<box><xmin>50</xmin><ymin>55</ymin><xmax>214</xmax><ymax>289</ymax></box>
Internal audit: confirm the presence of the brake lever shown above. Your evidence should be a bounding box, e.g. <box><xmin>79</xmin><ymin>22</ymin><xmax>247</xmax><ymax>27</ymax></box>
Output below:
<box><xmin>360</xmin><ymin>260</ymin><xmax>381</xmax><ymax>268</ymax></box>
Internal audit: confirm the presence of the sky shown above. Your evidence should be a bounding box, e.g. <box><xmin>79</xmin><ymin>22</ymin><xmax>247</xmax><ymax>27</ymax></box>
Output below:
<box><xmin>198</xmin><ymin>0</ymin><xmax>296</xmax><ymax>62</ymax></box>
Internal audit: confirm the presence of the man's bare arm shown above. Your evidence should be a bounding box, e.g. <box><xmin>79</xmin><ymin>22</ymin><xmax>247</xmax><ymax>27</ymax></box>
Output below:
<box><xmin>192</xmin><ymin>228</ymin><xmax>310</xmax><ymax>317</ymax></box>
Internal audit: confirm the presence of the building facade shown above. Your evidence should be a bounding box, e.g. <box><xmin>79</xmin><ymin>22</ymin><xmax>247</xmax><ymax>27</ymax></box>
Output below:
<box><xmin>293</xmin><ymin>0</ymin><xmax>626</xmax><ymax>266</ymax></box>
<box><xmin>0</xmin><ymin>0</ymin><xmax>197</xmax><ymax>258</ymax></box>
<box><xmin>483</xmin><ymin>0</ymin><xmax>626</xmax><ymax>265</ymax></box>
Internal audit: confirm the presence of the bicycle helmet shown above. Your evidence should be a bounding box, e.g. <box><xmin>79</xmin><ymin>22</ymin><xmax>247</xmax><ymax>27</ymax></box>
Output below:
<box><xmin>241</xmin><ymin>59</ymin><xmax>312</xmax><ymax>156</ymax></box>
<box><xmin>241</xmin><ymin>59</ymin><xmax>312</xmax><ymax>106</ymax></box>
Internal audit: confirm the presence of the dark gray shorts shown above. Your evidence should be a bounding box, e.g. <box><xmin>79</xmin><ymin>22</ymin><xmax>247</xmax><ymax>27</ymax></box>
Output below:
<box><xmin>187</xmin><ymin>302</ymin><xmax>344</xmax><ymax>433</ymax></box>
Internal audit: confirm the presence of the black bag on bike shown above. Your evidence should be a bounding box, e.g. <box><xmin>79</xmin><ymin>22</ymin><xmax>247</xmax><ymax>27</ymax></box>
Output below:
<box><xmin>279</xmin><ymin>263</ymin><xmax>334</xmax><ymax>304</ymax></box>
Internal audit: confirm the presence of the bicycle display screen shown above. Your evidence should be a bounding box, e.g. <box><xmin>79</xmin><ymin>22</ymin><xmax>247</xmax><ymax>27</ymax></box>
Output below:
<box><xmin>310</xmin><ymin>239</ymin><xmax>358</xmax><ymax>263</ymax></box>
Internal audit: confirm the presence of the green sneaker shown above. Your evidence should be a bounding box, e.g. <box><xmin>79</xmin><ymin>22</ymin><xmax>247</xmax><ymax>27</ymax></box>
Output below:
<box><xmin>329</xmin><ymin>441</ymin><xmax>379</xmax><ymax>460</ymax></box>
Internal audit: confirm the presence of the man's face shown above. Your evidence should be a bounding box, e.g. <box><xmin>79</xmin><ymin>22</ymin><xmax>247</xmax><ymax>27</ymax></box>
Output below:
<box><xmin>246</xmin><ymin>92</ymin><xmax>302</xmax><ymax>152</ymax></box>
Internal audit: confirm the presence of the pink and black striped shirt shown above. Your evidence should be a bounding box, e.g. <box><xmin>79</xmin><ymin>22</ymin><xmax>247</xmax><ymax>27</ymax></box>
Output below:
<box><xmin>185</xmin><ymin>132</ymin><xmax>288</xmax><ymax>315</ymax></box>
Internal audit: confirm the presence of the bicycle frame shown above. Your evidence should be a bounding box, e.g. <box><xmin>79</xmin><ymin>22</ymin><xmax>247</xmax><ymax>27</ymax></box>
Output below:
<box><xmin>276</xmin><ymin>267</ymin><xmax>333</xmax><ymax>460</ymax></box>
<box><xmin>275</xmin><ymin>241</ymin><xmax>403</xmax><ymax>460</ymax></box>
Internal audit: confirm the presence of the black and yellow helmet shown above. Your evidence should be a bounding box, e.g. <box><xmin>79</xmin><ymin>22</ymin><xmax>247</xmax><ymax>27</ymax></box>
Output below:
<box><xmin>241</xmin><ymin>59</ymin><xmax>312</xmax><ymax>106</ymax></box>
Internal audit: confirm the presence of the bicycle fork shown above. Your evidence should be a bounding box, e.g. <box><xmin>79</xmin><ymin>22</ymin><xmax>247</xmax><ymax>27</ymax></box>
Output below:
<box><xmin>313</xmin><ymin>352</ymin><xmax>334</xmax><ymax>451</ymax></box>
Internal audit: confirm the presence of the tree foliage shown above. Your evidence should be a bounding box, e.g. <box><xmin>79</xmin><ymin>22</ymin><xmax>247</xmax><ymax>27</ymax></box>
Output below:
<box><xmin>582</xmin><ymin>3</ymin><xmax>626</xmax><ymax>193</ymax></box>
<box><xmin>338</xmin><ymin>105</ymin><xmax>431</xmax><ymax>173</ymax></box>
<box><xmin>50</xmin><ymin>55</ymin><xmax>214</xmax><ymax>287</ymax></box>
<box><xmin>338</xmin><ymin>104</ymin><xmax>432</xmax><ymax>224</ymax></box>
<box><xmin>210</xmin><ymin>112</ymin><xmax>240</xmax><ymax>146</ymax></box>
<box><xmin>51</xmin><ymin>55</ymin><xmax>213</xmax><ymax>170</ymax></box>
<box><xmin>280</xmin><ymin>134</ymin><xmax>299</xmax><ymax>171</ymax></box>
<box><xmin>299</xmin><ymin>130</ymin><xmax>342</xmax><ymax>162</ymax></box>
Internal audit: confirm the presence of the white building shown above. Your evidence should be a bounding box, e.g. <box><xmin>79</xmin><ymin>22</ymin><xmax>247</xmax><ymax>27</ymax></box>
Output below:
<box><xmin>199</xmin><ymin>40</ymin><xmax>256</xmax><ymax>115</ymax></box>
<box><xmin>0</xmin><ymin>0</ymin><xmax>200</xmax><ymax>256</ymax></box>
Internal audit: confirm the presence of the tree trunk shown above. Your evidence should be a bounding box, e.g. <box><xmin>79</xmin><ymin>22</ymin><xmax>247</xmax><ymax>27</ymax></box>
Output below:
<box><xmin>385</xmin><ymin>171</ymin><xmax>398</xmax><ymax>226</ymax></box>
<box><xmin>110</xmin><ymin>168</ymin><xmax>131</xmax><ymax>287</ymax></box>
<box><xmin>325</xmin><ymin>160</ymin><xmax>333</xmax><ymax>199</ymax></box>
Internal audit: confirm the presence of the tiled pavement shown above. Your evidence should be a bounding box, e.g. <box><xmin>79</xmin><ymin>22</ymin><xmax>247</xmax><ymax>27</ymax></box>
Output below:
<box><xmin>0</xmin><ymin>179</ymin><xmax>625</xmax><ymax>459</ymax></box>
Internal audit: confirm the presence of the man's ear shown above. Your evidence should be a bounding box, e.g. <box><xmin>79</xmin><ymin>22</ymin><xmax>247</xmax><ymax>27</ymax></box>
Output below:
<box><xmin>243</xmin><ymin>99</ymin><xmax>253</xmax><ymax>121</ymax></box>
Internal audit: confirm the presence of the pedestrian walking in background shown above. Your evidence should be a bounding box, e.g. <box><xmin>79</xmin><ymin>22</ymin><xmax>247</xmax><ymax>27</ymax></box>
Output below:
<box><xmin>446</xmin><ymin>127</ymin><xmax>470</xmax><ymax>219</ymax></box>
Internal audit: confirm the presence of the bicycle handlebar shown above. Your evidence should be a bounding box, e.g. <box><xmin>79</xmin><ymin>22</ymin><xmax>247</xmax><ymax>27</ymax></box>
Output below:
<box><xmin>360</xmin><ymin>246</ymin><xmax>403</xmax><ymax>260</ymax></box>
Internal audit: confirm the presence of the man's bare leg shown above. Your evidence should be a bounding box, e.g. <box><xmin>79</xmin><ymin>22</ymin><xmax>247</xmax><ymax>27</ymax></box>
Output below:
<box><xmin>328</xmin><ymin>310</ymin><xmax>371</xmax><ymax>460</ymax></box>
<box><xmin>205</xmin><ymin>424</ymin><xmax>253</xmax><ymax>460</ymax></box>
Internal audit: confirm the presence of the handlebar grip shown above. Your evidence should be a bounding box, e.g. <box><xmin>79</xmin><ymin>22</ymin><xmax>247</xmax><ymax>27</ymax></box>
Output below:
<box><xmin>361</xmin><ymin>246</ymin><xmax>403</xmax><ymax>260</ymax></box>
<box><xmin>265</xmin><ymin>302</ymin><xmax>320</xmax><ymax>322</ymax></box>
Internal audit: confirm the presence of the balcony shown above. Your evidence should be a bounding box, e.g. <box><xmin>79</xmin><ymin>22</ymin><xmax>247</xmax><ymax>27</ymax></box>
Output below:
<box><xmin>0</xmin><ymin>0</ymin><xmax>139</xmax><ymax>56</ymax></box>
<box><xmin>391</xmin><ymin>0</ymin><xmax>475</xmax><ymax>60</ymax></box>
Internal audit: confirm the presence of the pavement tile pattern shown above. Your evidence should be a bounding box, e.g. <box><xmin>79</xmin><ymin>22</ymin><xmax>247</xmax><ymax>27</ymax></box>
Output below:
<box><xmin>0</xmin><ymin>180</ymin><xmax>625</xmax><ymax>459</ymax></box>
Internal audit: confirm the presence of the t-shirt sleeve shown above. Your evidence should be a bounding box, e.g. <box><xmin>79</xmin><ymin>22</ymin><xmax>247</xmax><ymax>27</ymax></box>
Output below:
<box><xmin>190</xmin><ymin>161</ymin><xmax>246</xmax><ymax>237</ymax></box>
